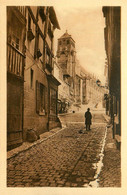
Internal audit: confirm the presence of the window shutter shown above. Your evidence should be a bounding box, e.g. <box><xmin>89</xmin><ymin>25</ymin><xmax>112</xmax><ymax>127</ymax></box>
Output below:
<box><xmin>36</xmin><ymin>80</ymin><xmax>40</xmax><ymax>113</ymax></box>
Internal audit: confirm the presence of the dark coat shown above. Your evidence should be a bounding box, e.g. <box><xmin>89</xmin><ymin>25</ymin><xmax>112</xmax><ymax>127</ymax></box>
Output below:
<box><xmin>85</xmin><ymin>111</ymin><xmax>92</xmax><ymax>125</ymax></box>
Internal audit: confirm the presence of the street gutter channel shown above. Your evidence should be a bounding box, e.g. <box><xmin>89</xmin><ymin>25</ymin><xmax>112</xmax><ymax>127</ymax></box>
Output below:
<box><xmin>64</xmin><ymin>130</ymin><xmax>98</xmax><ymax>184</ymax></box>
<box><xmin>84</xmin><ymin>126</ymin><xmax>108</xmax><ymax>187</ymax></box>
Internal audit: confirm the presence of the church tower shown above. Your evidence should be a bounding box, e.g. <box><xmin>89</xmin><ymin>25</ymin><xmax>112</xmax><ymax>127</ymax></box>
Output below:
<box><xmin>56</xmin><ymin>31</ymin><xmax>76</xmax><ymax>99</ymax></box>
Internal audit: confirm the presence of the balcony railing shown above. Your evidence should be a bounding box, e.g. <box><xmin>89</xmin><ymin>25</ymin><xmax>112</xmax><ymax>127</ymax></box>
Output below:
<box><xmin>7</xmin><ymin>43</ymin><xmax>25</xmax><ymax>78</ymax></box>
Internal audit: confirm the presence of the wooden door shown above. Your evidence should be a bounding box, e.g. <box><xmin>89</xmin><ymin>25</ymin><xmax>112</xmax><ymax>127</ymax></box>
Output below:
<box><xmin>7</xmin><ymin>75</ymin><xmax>23</xmax><ymax>150</ymax></box>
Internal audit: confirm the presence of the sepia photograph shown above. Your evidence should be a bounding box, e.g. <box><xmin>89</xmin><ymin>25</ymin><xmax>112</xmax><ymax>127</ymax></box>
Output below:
<box><xmin>6</xmin><ymin>4</ymin><xmax>121</xmax><ymax>188</ymax></box>
<box><xmin>1</xmin><ymin>0</ymin><xmax>127</xmax><ymax>194</ymax></box>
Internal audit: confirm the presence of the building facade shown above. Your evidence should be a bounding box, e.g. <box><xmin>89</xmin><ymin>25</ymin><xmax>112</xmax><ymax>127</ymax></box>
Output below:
<box><xmin>85</xmin><ymin>76</ymin><xmax>105</xmax><ymax>106</ymax></box>
<box><xmin>102</xmin><ymin>6</ymin><xmax>121</xmax><ymax>148</ymax></box>
<box><xmin>53</xmin><ymin>60</ymin><xmax>70</xmax><ymax>113</ymax></box>
<box><xmin>7</xmin><ymin>6</ymin><xmax>61</xmax><ymax>150</ymax></box>
<box><xmin>7</xmin><ymin>6</ymin><xmax>26</xmax><ymax>150</ymax></box>
<box><xmin>75</xmin><ymin>63</ymin><xmax>105</xmax><ymax>109</ymax></box>
<box><xmin>57</xmin><ymin>31</ymin><xmax>76</xmax><ymax>106</ymax></box>
<box><xmin>56</xmin><ymin>31</ymin><xmax>87</xmax><ymax>112</ymax></box>
<box><xmin>55</xmin><ymin>31</ymin><xmax>105</xmax><ymax>113</ymax></box>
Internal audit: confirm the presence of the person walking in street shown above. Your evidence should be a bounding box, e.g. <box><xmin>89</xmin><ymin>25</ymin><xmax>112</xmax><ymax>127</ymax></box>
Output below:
<box><xmin>85</xmin><ymin>108</ymin><xmax>92</xmax><ymax>131</ymax></box>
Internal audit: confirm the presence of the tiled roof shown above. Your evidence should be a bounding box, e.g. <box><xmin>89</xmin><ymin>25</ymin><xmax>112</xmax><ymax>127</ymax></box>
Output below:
<box><xmin>59</xmin><ymin>30</ymin><xmax>71</xmax><ymax>39</ymax></box>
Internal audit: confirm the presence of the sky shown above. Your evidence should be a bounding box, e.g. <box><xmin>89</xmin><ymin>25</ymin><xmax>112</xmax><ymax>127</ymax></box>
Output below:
<box><xmin>53</xmin><ymin>6</ymin><xmax>106</xmax><ymax>84</ymax></box>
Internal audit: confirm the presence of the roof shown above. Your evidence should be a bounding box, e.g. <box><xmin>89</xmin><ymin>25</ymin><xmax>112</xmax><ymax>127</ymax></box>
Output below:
<box><xmin>49</xmin><ymin>7</ymin><xmax>60</xmax><ymax>30</ymax></box>
<box><xmin>58</xmin><ymin>30</ymin><xmax>75</xmax><ymax>43</ymax></box>
<box><xmin>59</xmin><ymin>30</ymin><xmax>71</xmax><ymax>39</ymax></box>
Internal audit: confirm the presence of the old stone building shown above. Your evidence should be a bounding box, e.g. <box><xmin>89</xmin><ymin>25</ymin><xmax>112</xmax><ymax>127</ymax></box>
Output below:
<box><xmin>7</xmin><ymin>7</ymin><xmax>26</xmax><ymax>150</ymax></box>
<box><xmin>74</xmin><ymin>61</ymin><xmax>86</xmax><ymax>107</ymax></box>
<box><xmin>85</xmin><ymin>75</ymin><xmax>106</xmax><ymax>106</ymax></box>
<box><xmin>24</xmin><ymin>6</ymin><xmax>61</xmax><ymax>140</ymax></box>
<box><xmin>55</xmin><ymin>31</ymin><xmax>105</xmax><ymax>113</ymax></box>
<box><xmin>75</xmin><ymin>65</ymin><xmax>105</xmax><ymax>109</ymax></box>
<box><xmin>7</xmin><ymin>6</ymin><xmax>61</xmax><ymax>150</ymax></box>
<box><xmin>56</xmin><ymin>31</ymin><xmax>87</xmax><ymax>112</ymax></box>
<box><xmin>56</xmin><ymin>31</ymin><xmax>76</xmax><ymax>105</ymax></box>
<box><xmin>53</xmin><ymin>59</ymin><xmax>70</xmax><ymax>113</ymax></box>
<box><xmin>102</xmin><ymin>6</ymin><xmax>121</xmax><ymax>149</ymax></box>
<box><xmin>54</xmin><ymin>57</ymin><xmax>86</xmax><ymax>113</ymax></box>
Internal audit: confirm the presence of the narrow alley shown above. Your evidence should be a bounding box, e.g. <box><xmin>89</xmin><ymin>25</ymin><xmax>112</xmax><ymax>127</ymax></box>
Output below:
<box><xmin>6</xmin><ymin>5</ymin><xmax>121</xmax><ymax>190</ymax></box>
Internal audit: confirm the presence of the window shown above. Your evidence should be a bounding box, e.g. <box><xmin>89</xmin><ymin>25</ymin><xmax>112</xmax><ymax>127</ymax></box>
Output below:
<box><xmin>30</xmin><ymin>69</ymin><xmax>33</xmax><ymax>88</ymax></box>
<box><xmin>50</xmin><ymin>88</ymin><xmax>57</xmax><ymax>115</ymax></box>
<box><xmin>39</xmin><ymin>7</ymin><xmax>46</xmax><ymax>22</ymax></box>
<box><xmin>59</xmin><ymin>41</ymin><xmax>61</xmax><ymax>45</ymax></box>
<box><xmin>11</xmin><ymin>34</ymin><xmax>19</xmax><ymax>50</ymax></box>
<box><xmin>71</xmin><ymin>41</ymin><xmax>75</xmax><ymax>48</ymax></box>
<box><xmin>36</xmin><ymin>81</ymin><xmax>45</xmax><ymax>115</ymax></box>
<box><xmin>47</xmin><ymin>53</ymin><xmax>50</xmax><ymax>64</ymax></box>
<box><xmin>28</xmin><ymin>13</ymin><xmax>31</xmax><ymax>30</ymax></box>
<box><xmin>67</xmin><ymin>40</ymin><xmax>70</xmax><ymax>44</ymax></box>
<box><xmin>61</xmin><ymin>51</ymin><xmax>65</xmax><ymax>55</ymax></box>
<box><xmin>48</xmin><ymin>21</ymin><xmax>53</xmax><ymax>40</ymax></box>
<box><xmin>46</xmin><ymin>50</ymin><xmax>51</xmax><ymax>65</ymax></box>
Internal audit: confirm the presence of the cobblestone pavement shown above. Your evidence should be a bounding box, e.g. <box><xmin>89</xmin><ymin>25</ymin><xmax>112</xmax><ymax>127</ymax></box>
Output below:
<box><xmin>7</xmin><ymin>113</ymin><xmax>121</xmax><ymax>187</ymax></box>
<box><xmin>98</xmin><ymin>125</ymin><xmax>121</xmax><ymax>187</ymax></box>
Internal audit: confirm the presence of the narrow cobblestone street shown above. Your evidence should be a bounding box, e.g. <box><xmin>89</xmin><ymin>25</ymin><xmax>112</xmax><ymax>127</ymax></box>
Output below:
<box><xmin>98</xmin><ymin>124</ymin><xmax>121</xmax><ymax>187</ymax></box>
<box><xmin>5</xmin><ymin>4</ymin><xmax>122</xmax><ymax>191</ymax></box>
<box><xmin>7</xmin><ymin>112</ymin><xmax>120</xmax><ymax>187</ymax></box>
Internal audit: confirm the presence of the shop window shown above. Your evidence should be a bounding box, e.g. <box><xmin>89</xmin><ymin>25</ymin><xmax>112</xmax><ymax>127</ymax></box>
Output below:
<box><xmin>50</xmin><ymin>88</ymin><xmax>57</xmax><ymax>115</ymax></box>
<box><xmin>36</xmin><ymin>81</ymin><xmax>45</xmax><ymax>115</ymax></box>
